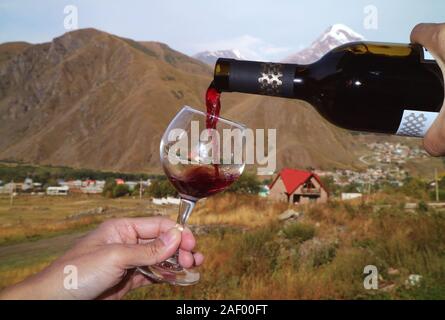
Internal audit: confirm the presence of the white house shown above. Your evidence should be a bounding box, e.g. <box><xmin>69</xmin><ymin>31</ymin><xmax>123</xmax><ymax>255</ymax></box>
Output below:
<box><xmin>46</xmin><ymin>186</ymin><xmax>69</xmax><ymax>196</ymax></box>
<box><xmin>125</xmin><ymin>181</ymin><xmax>139</xmax><ymax>191</ymax></box>
<box><xmin>341</xmin><ymin>193</ymin><xmax>363</xmax><ymax>201</ymax></box>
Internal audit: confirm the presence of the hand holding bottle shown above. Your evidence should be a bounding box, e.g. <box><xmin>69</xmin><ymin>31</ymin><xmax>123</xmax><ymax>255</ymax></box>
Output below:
<box><xmin>411</xmin><ymin>23</ymin><xmax>445</xmax><ymax>156</ymax></box>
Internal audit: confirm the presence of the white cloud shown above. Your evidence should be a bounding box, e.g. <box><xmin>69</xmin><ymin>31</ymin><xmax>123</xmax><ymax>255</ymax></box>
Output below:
<box><xmin>194</xmin><ymin>34</ymin><xmax>291</xmax><ymax>61</ymax></box>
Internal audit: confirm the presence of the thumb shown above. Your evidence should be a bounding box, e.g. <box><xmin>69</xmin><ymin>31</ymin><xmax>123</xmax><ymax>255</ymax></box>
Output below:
<box><xmin>410</xmin><ymin>23</ymin><xmax>439</xmax><ymax>48</ymax></box>
<box><xmin>116</xmin><ymin>227</ymin><xmax>182</xmax><ymax>268</ymax></box>
<box><xmin>410</xmin><ymin>23</ymin><xmax>445</xmax><ymax>64</ymax></box>
<box><xmin>411</xmin><ymin>23</ymin><xmax>445</xmax><ymax>156</ymax></box>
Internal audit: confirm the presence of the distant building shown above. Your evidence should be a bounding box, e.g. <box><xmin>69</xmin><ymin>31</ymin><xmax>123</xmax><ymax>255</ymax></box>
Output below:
<box><xmin>152</xmin><ymin>197</ymin><xmax>180</xmax><ymax>205</ymax></box>
<box><xmin>22</xmin><ymin>178</ymin><xmax>34</xmax><ymax>192</ymax></box>
<box><xmin>65</xmin><ymin>180</ymin><xmax>82</xmax><ymax>193</ymax></box>
<box><xmin>0</xmin><ymin>183</ymin><xmax>12</xmax><ymax>194</ymax></box>
<box><xmin>79</xmin><ymin>180</ymin><xmax>105</xmax><ymax>194</ymax></box>
<box><xmin>125</xmin><ymin>181</ymin><xmax>139</xmax><ymax>191</ymax></box>
<box><xmin>341</xmin><ymin>193</ymin><xmax>363</xmax><ymax>201</ymax></box>
<box><xmin>269</xmin><ymin>168</ymin><xmax>329</xmax><ymax>205</ymax></box>
<box><xmin>46</xmin><ymin>186</ymin><xmax>69</xmax><ymax>196</ymax></box>
<box><xmin>33</xmin><ymin>182</ymin><xmax>43</xmax><ymax>188</ymax></box>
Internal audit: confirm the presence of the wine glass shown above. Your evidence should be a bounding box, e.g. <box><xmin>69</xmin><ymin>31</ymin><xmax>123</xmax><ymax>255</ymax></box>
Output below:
<box><xmin>138</xmin><ymin>106</ymin><xmax>246</xmax><ymax>286</ymax></box>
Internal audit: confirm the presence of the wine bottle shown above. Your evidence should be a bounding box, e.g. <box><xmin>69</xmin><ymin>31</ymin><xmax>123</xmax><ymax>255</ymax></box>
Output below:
<box><xmin>213</xmin><ymin>42</ymin><xmax>444</xmax><ymax>137</ymax></box>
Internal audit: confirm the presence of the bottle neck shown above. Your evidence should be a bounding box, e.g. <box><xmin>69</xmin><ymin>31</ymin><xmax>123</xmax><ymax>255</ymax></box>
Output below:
<box><xmin>213</xmin><ymin>58</ymin><xmax>310</xmax><ymax>100</ymax></box>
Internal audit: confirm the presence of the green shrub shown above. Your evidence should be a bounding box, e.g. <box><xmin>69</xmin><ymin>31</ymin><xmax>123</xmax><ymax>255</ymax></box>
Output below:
<box><xmin>227</xmin><ymin>173</ymin><xmax>261</xmax><ymax>194</ymax></box>
<box><xmin>320</xmin><ymin>176</ymin><xmax>336</xmax><ymax>195</ymax></box>
<box><xmin>418</xmin><ymin>201</ymin><xmax>429</xmax><ymax>213</ymax></box>
<box><xmin>282</xmin><ymin>223</ymin><xmax>316</xmax><ymax>243</ymax></box>
<box><xmin>146</xmin><ymin>179</ymin><xmax>177</xmax><ymax>198</ymax></box>
<box><xmin>0</xmin><ymin>163</ymin><xmax>157</xmax><ymax>185</ymax></box>
<box><xmin>400</xmin><ymin>177</ymin><xmax>428</xmax><ymax>199</ymax></box>
<box><xmin>102</xmin><ymin>179</ymin><xmax>116</xmax><ymax>198</ymax></box>
<box><xmin>232</xmin><ymin>224</ymin><xmax>280</xmax><ymax>274</ymax></box>
<box><xmin>429</xmin><ymin>190</ymin><xmax>445</xmax><ymax>202</ymax></box>
<box><xmin>113</xmin><ymin>184</ymin><xmax>130</xmax><ymax>198</ymax></box>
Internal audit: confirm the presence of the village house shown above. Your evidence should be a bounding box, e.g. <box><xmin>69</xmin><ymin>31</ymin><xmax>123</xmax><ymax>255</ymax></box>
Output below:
<box><xmin>46</xmin><ymin>186</ymin><xmax>69</xmax><ymax>196</ymax></box>
<box><xmin>81</xmin><ymin>180</ymin><xmax>105</xmax><ymax>194</ymax></box>
<box><xmin>269</xmin><ymin>168</ymin><xmax>329</xmax><ymax>205</ymax></box>
<box><xmin>64</xmin><ymin>180</ymin><xmax>83</xmax><ymax>193</ymax></box>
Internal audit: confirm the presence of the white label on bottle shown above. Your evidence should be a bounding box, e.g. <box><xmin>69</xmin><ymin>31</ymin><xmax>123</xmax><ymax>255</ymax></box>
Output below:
<box><xmin>423</xmin><ymin>47</ymin><xmax>435</xmax><ymax>61</ymax></box>
<box><xmin>396</xmin><ymin>109</ymin><xmax>439</xmax><ymax>137</ymax></box>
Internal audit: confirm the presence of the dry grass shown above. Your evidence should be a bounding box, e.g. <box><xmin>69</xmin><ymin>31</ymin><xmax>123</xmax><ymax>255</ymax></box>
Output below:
<box><xmin>1</xmin><ymin>193</ymin><xmax>445</xmax><ymax>299</ymax></box>
<box><xmin>128</xmin><ymin>196</ymin><xmax>445</xmax><ymax>300</ymax></box>
<box><xmin>188</xmin><ymin>193</ymin><xmax>289</xmax><ymax>227</ymax></box>
<box><xmin>0</xmin><ymin>194</ymin><xmax>175</xmax><ymax>245</ymax></box>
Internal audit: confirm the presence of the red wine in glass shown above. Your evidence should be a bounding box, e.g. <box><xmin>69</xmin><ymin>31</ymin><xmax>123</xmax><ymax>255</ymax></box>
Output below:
<box><xmin>166</xmin><ymin>165</ymin><xmax>239</xmax><ymax>200</ymax></box>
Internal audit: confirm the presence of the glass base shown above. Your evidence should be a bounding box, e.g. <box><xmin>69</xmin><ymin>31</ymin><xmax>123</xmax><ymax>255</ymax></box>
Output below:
<box><xmin>137</xmin><ymin>257</ymin><xmax>200</xmax><ymax>286</ymax></box>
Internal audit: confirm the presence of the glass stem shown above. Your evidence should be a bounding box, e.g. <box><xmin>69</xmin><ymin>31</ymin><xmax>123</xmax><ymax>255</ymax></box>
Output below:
<box><xmin>169</xmin><ymin>198</ymin><xmax>195</xmax><ymax>264</ymax></box>
<box><xmin>177</xmin><ymin>198</ymin><xmax>196</xmax><ymax>226</ymax></box>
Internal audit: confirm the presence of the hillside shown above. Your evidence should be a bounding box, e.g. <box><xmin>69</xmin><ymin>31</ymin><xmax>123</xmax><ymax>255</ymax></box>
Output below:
<box><xmin>0</xmin><ymin>42</ymin><xmax>31</xmax><ymax>65</ymax></box>
<box><xmin>0</xmin><ymin>28</ymin><xmax>430</xmax><ymax>174</ymax></box>
<box><xmin>0</xmin><ymin>29</ymin><xmax>212</xmax><ymax>172</ymax></box>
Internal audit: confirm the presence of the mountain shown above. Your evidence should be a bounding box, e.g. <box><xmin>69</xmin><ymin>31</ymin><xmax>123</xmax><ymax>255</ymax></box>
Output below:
<box><xmin>193</xmin><ymin>49</ymin><xmax>247</xmax><ymax>65</ymax></box>
<box><xmin>0</xmin><ymin>28</ymin><xmax>368</xmax><ymax>173</ymax></box>
<box><xmin>0</xmin><ymin>42</ymin><xmax>31</xmax><ymax>65</ymax></box>
<box><xmin>284</xmin><ymin>24</ymin><xmax>364</xmax><ymax>64</ymax></box>
<box><xmin>0</xmin><ymin>29</ymin><xmax>213</xmax><ymax>172</ymax></box>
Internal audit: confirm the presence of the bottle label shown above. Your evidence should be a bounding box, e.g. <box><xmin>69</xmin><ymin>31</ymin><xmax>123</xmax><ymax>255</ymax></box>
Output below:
<box><xmin>423</xmin><ymin>47</ymin><xmax>435</xmax><ymax>61</ymax></box>
<box><xmin>396</xmin><ymin>109</ymin><xmax>439</xmax><ymax>137</ymax></box>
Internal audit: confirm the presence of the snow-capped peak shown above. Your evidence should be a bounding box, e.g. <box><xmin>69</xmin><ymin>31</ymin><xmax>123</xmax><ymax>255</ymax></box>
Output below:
<box><xmin>193</xmin><ymin>49</ymin><xmax>247</xmax><ymax>65</ymax></box>
<box><xmin>284</xmin><ymin>24</ymin><xmax>365</xmax><ymax>64</ymax></box>
<box><xmin>323</xmin><ymin>24</ymin><xmax>364</xmax><ymax>42</ymax></box>
<box><xmin>231</xmin><ymin>49</ymin><xmax>244</xmax><ymax>59</ymax></box>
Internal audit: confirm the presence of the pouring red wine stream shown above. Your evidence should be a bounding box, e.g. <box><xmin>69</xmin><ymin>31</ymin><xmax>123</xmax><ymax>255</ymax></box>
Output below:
<box><xmin>205</xmin><ymin>82</ymin><xmax>222</xmax><ymax>177</ymax></box>
<box><xmin>205</xmin><ymin>81</ymin><xmax>221</xmax><ymax>129</ymax></box>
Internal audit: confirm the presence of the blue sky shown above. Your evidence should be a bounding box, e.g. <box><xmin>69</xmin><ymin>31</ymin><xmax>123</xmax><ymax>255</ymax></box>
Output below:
<box><xmin>0</xmin><ymin>0</ymin><xmax>444</xmax><ymax>60</ymax></box>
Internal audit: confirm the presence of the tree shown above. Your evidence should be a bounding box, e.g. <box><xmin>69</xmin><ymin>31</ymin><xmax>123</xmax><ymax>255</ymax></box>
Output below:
<box><xmin>43</xmin><ymin>178</ymin><xmax>59</xmax><ymax>190</ymax></box>
<box><xmin>102</xmin><ymin>178</ymin><xmax>116</xmax><ymax>198</ymax></box>
<box><xmin>113</xmin><ymin>184</ymin><xmax>130</xmax><ymax>198</ymax></box>
<box><xmin>320</xmin><ymin>176</ymin><xmax>337</xmax><ymax>196</ymax></box>
<box><xmin>146</xmin><ymin>179</ymin><xmax>177</xmax><ymax>198</ymax></box>
<box><xmin>342</xmin><ymin>182</ymin><xmax>362</xmax><ymax>194</ymax></box>
<box><xmin>227</xmin><ymin>173</ymin><xmax>261</xmax><ymax>194</ymax></box>
<box><xmin>400</xmin><ymin>177</ymin><xmax>428</xmax><ymax>199</ymax></box>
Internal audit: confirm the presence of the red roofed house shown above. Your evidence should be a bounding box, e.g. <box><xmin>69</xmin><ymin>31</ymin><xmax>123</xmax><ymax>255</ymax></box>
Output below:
<box><xmin>115</xmin><ymin>179</ymin><xmax>125</xmax><ymax>185</ymax></box>
<box><xmin>269</xmin><ymin>168</ymin><xmax>328</xmax><ymax>205</ymax></box>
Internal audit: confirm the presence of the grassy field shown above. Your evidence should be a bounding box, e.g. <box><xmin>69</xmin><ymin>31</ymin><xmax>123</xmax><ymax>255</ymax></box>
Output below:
<box><xmin>0</xmin><ymin>194</ymin><xmax>176</xmax><ymax>245</ymax></box>
<box><xmin>1</xmin><ymin>193</ymin><xmax>445</xmax><ymax>299</ymax></box>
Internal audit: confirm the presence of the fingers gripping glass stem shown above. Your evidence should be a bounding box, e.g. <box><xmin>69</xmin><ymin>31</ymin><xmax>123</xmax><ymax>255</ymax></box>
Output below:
<box><xmin>138</xmin><ymin>199</ymin><xmax>199</xmax><ymax>286</ymax></box>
